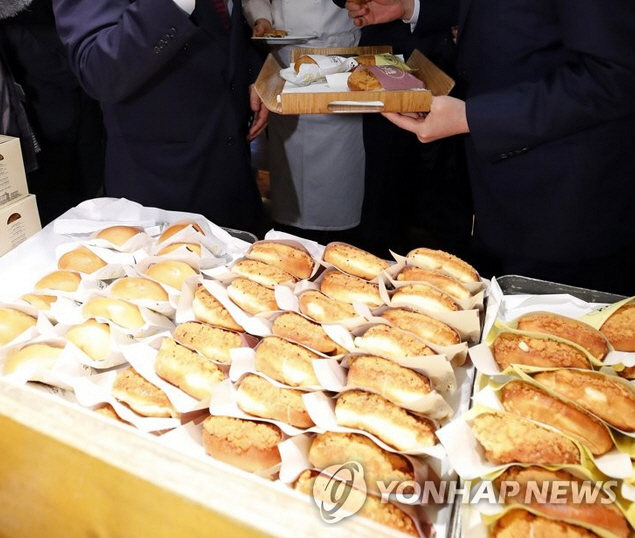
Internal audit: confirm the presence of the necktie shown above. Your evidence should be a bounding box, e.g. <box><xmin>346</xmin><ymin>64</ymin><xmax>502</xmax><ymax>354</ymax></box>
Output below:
<box><xmin>211</xmin><ymin>0</ymin><xmax>231</xmax><ymax>30</ymax></box>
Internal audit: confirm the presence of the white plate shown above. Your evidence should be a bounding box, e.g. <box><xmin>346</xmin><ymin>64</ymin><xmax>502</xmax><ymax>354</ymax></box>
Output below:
<box><xmin>251</xmin><ymin>35</ymin><xmax>314</xmax><ymax>45</ymax></box>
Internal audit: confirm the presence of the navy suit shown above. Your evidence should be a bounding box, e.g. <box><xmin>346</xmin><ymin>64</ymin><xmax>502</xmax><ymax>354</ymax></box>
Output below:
<box><xmin>53</xmin><ymin>0</ymin><xmax>264</xmax><ymax>232</ymax></box>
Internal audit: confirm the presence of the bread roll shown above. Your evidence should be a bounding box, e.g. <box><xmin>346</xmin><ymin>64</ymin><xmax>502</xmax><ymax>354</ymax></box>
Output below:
<box><xmin>516</xmin><ymin>312</ymin><xmax>609</xmax><ymax>360</ymax></box>
<box><xmin>471</xmin><ymin>411</ymin><xmax>581</xmax><ymax>465</ymax></box>
<box><xmin>254</xmin><ymin>336</ymin><xmax>321</xmax><ymax>387</ymax></box>
<box><xmin>58</xmin><ymin>246</ymin><xmax>107</xmax><ymax>274</ymax></box>
<box><xmin>347</xmin><ymin>65</ymin><xmax>425</xmax><ymax>91</ymax></box>
<box><xmin>491</xmin><ymin>509</ymin><xmax>602</xmax><ymax>538</ymax></box>
<box><xmin>297</xmin><ymin>290</ymin><xmax>357</xmax><ymax>323</ymax></box>
<box><xmin>309</xmin><ymin>432</ymin><xmax>414</xmax><ymax>494</ymax></box>
<box><xmin>230</xmin><ymin>258</ymin><xmax>296</xmax><ymax>288</ymax></box>
<box><xmin>172</xmin><ymin>321</ymin><xmax>241</xmax><ymax>364</ymax></box>
<box><xmin>226</xmin><ymin>277</ymin><xmax>278</xmax><ymax>315</ymax></box>
<box><xmin>143</xmin><ymin>260</ymin><xmax>198</xmax><ymax>291</ymax></box>
<box><xmin>158</xmin><ymin>222</ymin><xmax>204</xmax><ymax>243</ymax></box>
<box><xmin>323</xmin><ymin>242</ymin><xmax>390</xmax><ymax>280</ymax></box>
<box><xmin>247</xmin><ymin>241</ymin><xmax>315</xmax><ymax>280</ymax></box>
<box><xmin>96</xmin><ymin>225</ymin><xmax>142</xmax><ymax>246</ymax></box>
<box><xmin>500</xmin><ymin>380</ymin><xmax>613</xmax><ymax>456</ymax></box>
<box><xmin>294</xmin><ymin>469</ymin><xmax>418</xmax><ymax>536</ymax></box>
<box><xmin>533</xmin><ymin>369</ymin><xmax>635</xmax><ymax>432</ymax></box>
<box><xmin>406</xmin><ymin>247</ymin><xmax>479</xmax><ymax>284</ymax></box>
<box><xmin>156</xmin><ymin>242</ymin><xmax>202</xmax><ymax>257</ymax></box>
<box><xmin>380</xmin><ymin>308</ymin><xmax>460</xmax><ymax>346</ymax></box>
<box><xmin>354</xmin><ymin>324</ymin><xmax>435</xmax><ymax>358</ymax></box>
<box><xmin>201</xmin><ymin>415</ymin><xmax>282</xmax><ymax>473</ymax></box>
<box><xmin>0</xmin><ymin>307</ymin><xmax>36</xmax><ymax>346</ymax></box>
<box><xmin>94</xmin><ymin>403</ymin><xmax>132</xmax><ymax>426</ymax></box>
<box><xmin>320</xmin><ymin>270</ymin><xmax>383</xmax><ymax>307</ymax></box>
<box><xmin>3</xmin><ymin>342</ymin><xmax>63</xmax><ymax>375</ymax></box>
<box><xmin>110</xmin><ymin>277</ymin><xmax>169</xmax><ymax>302</ymax></box>
<box><xmin>335</xmin><ymin>390</ymin><xmax>437</xmax><ymax>451</ymax></box>
<box><xmin>600</xmin><ymin>304</ymin><xmax>635</xmax><ymax>352</ymax></box>
<box><xmin>293</xmin><ymin>54</ymin><xmax>318</xmax><ymax>73</ymax></box>
<box><xmin>347</xmin><ymin>354</ymin><xmax>432</xmax><ymax>404</ymax></box>
<box><xmin>154</xmin><ymin>337</ymin><xmax>227</xmax><ymax>400</ymax></box>
<box><xmin>65</xmin><ymin>319</ymin><xmax>111</xmax><ymax>361</ymax></box>
<box><xmin>192</xmin><ymin>285</ymin><xmax>243</xmax><ymax>332</ymax></box>
<box><xmin>396</xmin><ymin>267</ymin><xmax>471</xmax><ymax>300</ymax></box>
<box><xmin>390</xmin><ymin>283</ymin><xmax>459</xmax><ymax>313</ymax></box>
<box><xmin>82</xmin><ymin>297</ymin><xmax>145</xmax><ymax>330</ymax></box>
<box><xmin>111</xmin><ymin>367</ymin><xmax>179</xmax><ymax>418</ymax></box>
<box><xmin>20</xmin><ymin>293</ymin><xmax>57</xmax><ymax>312</ymax></box>
<box><xmin>271</xmin><ymin>311</ymin><xmax>345</xmax><ymax>355</ymax></box>
<box><xmin>235</xmin><ymin>373</ymin><xmax>314</xmax><ymax>428</ymax></box>
<box><xmin>35</xmin><ymin>270</ymin><xmax>81</xmax><ymax>292</ymax></box>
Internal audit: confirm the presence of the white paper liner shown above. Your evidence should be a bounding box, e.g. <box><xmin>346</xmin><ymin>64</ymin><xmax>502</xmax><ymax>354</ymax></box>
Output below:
<box><xmin>151</xmin><ymin>218</ymin><xmax>231</xmax><ymax>259</ymax></box>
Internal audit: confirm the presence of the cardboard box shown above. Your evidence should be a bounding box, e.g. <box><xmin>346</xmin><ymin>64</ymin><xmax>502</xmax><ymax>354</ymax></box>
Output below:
<box><xmin>0</xmin><ymin>194</ymin><xmax>41</xmax><ymax>257</ymax></box>
<box><xmin>255</xmin><ymin>46</ymin><xmax>455</xmax><ymax>114</ymax></box>
<box><xmin>0</xmin><ymin>135</ymin><xmax>29</xmax><ymax>207</ymax></box>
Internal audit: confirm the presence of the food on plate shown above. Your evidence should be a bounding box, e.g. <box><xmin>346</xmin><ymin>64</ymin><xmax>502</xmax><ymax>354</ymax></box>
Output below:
<box><xmin>172</xmin><ymin>321</ymin><xmax>241</xmax><ymax>364</ymax></box>
<box><xmin>111</xmin><ymin>367</ymin><xmax>179</xmax><ymax>418</ymax></box>
<box><xmin>3</xmin><ymin>342</ymin><xmax>63</xmax><ymax>375</ymax></box>
<box><xmin>271</xmin><ymin>311</ymin><xmax>345</xmax><ymax>355</ymax></box>
<box><xmin>600</xmin><ymin>304</ymin><xmax>635</xmax><ymax>352</ymax></box>
<box><xmin>354</xmin><ymin>324</ymin><xmax>435</xmax><ymax>358</ymax></box>
<box><xmin>323</xmin><ymin>242</ymin><xmax>390</xmax><ymax>280</ymax></box>
<box><xmin>396</xmin><ymin>266</ymin><xmax>472</xmax><ymax>300</ymax></box>
<box><xmin>0</xmin><ymin>307</ymin><xmax>37</xmax><ymax>345</ymax></box>
<box><xmin>254</xmin><ymin>336</ymin><xmax>321</xmax><ymax>387</ymax></box>
<box><xmin>347</xmin><ymin>65</ymin><xmax>425</xmax><ymax>91</ymax></box>
<box><xmin>262</xmin><ymin>29</ymin><xmax>288</xmax><ymax>38</ymax></box>
<box><xmin>235</xmin><ymin>373</ymin><xmax>314</xmax><ymax>428</ymax></box>
<box><xmin>390</xmin><ymin>283</ymin><xmax>460</xmax><ymax>314</ymax></box>
<box><xmin>226</xmin><ymin>277</ymin><xmax>278</xmax><ymax>315</ymax></box>
<box><xmin>406</xmin><ymin>247</ymin><xmax>479</xmax><ymax>284</ymax></box>
<box><xmin>230</xmin><ymin>258</ymin><xmax>297</xmax><ymax>288</ymax></box>
<box><xmin>192</xmin><ymin>284</ymin><xmax>243</xmax><ymax>332</ymax></box>
<box><xmin>65</xmin><ymin>319</ymin><xmax>112</xmax><ymax>361</ymax></box>
<box><xmin>82</xmin><ymin>296</ymin><xmax>145</xmax><ymax>330</ymax></box>
<box><xmin>158</xmin><ymin>222</ymin><xmax>204</xmax><ymax>243</ymax></box>
<box><xmin>246</xmin><ymin>241</ymin><xmax>314</xmax><ymax>280</ymax></box>
<box><xmin>34</xmin><ymin>270</ymin><xmax>81</xmax><ymax>292</ymax></box>
<box><xmin>491</xmin><ymin>509</ymin><xmax>602</xmax><ymax>538</ymax></box>
<box><xmin>297</xmin><ymin>289</ymin><xmax>357</xmax><ymax>323</ymax></box>
<box><xmin>201</xmin><ymin>415</ymin><xmax>282</xmax><ymax>473</ymax></box>
<box><xmin>491</xmin><ymin>332</ymin><xmax>591</xmax><ymax>371</ymax></box>
<box><xmin>95</xmin><ymin>225</ymin><xmax>142</xmax><ymax>246</ymax></box>
<box><xmin>110</xmin><ymin>276</ymin><xmax>169</xmax><ymax>302</ymax></box>
<box><xmin>57</xmin><ymin>246</ymin><xmax>107</xmax><ymax>274</ymax></box>
<box><xmin>320</xmin><ymin>269</ymin><xmax>383</xmax><ymax>307</ymax></box>
<box><xmin>380</xmin><ymin>308</ymin><xmax>460</xmax><ymax>346</ymax></box>
<box><xmin>143</xmin><ymin>259</ymin><xmax>198</xmax><ymax>291</ymax></box>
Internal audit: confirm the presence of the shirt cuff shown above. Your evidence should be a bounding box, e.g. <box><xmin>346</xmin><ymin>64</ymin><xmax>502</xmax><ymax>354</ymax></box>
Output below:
<box><xmin>173</xmin><ymin>0</ymin><xmax>195</xmax><ymax>15</ymax></box>
<box><xmin>402</xmin><ymin>0</ymin><xmax>420</xmax><ymax>31</ymax></box>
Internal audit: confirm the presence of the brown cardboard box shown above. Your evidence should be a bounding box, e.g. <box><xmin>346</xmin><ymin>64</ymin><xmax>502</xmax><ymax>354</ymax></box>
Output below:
<box><xmin>0</xmin><ymin>194</ymin><xmax>41</xmax><ymax>257</ymax></box>
<box><xmin>255</xmin><ymin>46</ymin><xmax>455</xmax><ymax>114</ymax></box>
<box><xmin>0</xmin><ymin>135</ymin><xmax>29</xmax><ymax>207</ymax></box>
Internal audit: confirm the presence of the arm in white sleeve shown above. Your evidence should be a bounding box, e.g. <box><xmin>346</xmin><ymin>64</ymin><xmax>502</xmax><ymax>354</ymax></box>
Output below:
<box><xmin>242</xmin><ymin>0</ymin><xmax>272</xmax><ymax>26</ymax></box>
<box><xmin>172</xmin><ymin>0</ymin><xmax>195</xmax><ymax>15</ymax></box>
<box><xmin>403</xmin><ymin>0</ymin><xmax>420</xmax><ymax>31</ymax></box>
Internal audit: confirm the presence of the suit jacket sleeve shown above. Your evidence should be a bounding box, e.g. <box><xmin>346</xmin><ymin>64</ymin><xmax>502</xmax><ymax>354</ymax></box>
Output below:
<box><xmin>414</xmin><ymin>0</ymin><xmax>458</xmax><ymax>34</ymax></box>
<box><xmin>467</xmin><ymin>0</ymin><xmax>635</xmax><ymax>161</ymax></box>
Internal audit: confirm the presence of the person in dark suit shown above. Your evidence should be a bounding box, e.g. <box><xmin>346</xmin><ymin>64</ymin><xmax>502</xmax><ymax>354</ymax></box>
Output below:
<box><xmin>343</xmin><ymin>0</ymin><xmax>635</xmax><ymax>295</ymax></box>
<box><xmin>52</xmin><ymin>0</ymin><xmax>269</xmax><ymax>233</ymax></box>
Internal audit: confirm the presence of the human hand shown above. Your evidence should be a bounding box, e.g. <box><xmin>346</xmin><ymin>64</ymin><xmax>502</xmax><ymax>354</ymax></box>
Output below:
<box><xmin>247</xmin><ymin>84</ymin><xmax>269</xmax><ymax>141</ymax></box>
<box><xmin>382</xmin><ymin>95</ymin><xmax>469</xmax><ymax>143</ymax></box>
<box><xmin>344</xmin><ymin>0</ymin><xmax>414</xmax><ymax>27</ymax></box>
<box><xmin>252</xmin><ymin>18</ymin><xmax>273</xmax><ymax>37</ymax></box>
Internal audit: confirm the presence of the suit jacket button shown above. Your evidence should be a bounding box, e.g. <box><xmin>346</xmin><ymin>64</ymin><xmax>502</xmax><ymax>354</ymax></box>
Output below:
<box><xmin>153</xmin><ymin>45</ymin><xmax>161</xmax><ymax>54</ymax></box>
<box><xmin>183</xmin><ymin>42</ymin><xmax>190</xmax><ymax>53</ymax></box>
<box><xmin>227</xmin><ymin>136</ymin><xmax>235</xmax><ymax>145</ymax></box>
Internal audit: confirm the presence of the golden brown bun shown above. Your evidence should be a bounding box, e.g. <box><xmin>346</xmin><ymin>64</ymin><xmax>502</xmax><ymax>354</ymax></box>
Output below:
<box><xmin>20</xmin><ymin>293</ymin><xmax>57</xmax><ymax>312</ymax></box>
<box><xmin>491</xmin><ymin>509</ymin><xmax>602</xmax><ymax>538</ymax></box>
<box><xmin>297</xmin><ymin>290</ymin><xmax>357</xmax><ymax>323</ymax></box>
<box><xmin>294</xmin><ymin>469</ymin><xmax>418</xmax><ymax>536</ymax></box>
<box><xmin>533</xmin><ymin>369</ymin><xmax>635</xmax><ymax>432</ymax></box>
<box><xmin>3</xmin><ymin>342</ymin><xmax>64</xmax><ymax>375</ymax></box>
<box><xmin>516</xmin><ymin>312</ymin><xmax>609</xmax><ymax>361</ymax></box>
<box><xmin>492</xmin><ymin>332</ymin><xmax>591</xmax><ymax>371</ymax></box>
<box><xmin>262</xmin><ymin>29</ymin><xmax>288</xmax><ymax>38</ymax></box>
<box><xmin>495</xmin><ymin>467</ymin><xmax>629</xmax><ymax>538</ymax></box>
<box><xmin>600</xmin><ymin>304</ymin><xmax>635</xmax><ymax>352</ymax></box>
<box><xmin>65</xmin><ymin>319</ymin><xmax>111</xmax><ymax>361</ymax></box>
<box><xmin>158</xmin><ymin>222</ymin><xmax>204</xmax><ymax>243</ymax></box>
<box><xmin>335</xmin><ymin>390</ymin><xmax>437</xmax><ymax>451</ymax></box>
<box><xmin>235</xmin><ymin>373</ymin><xmax>314</xmax><ymax>428</ymax></box>
<box><xmin>111</xmin><ymin>367</ymin><xmax>179</xmax><ymax>418</ymax></box>
<box><xmin>254</xmin><ymin>336</ymin><xmax>321</xmax><ymax>387</ymax></box>
<box><xmin>96</xmin><ymin>225</ymin><xmax>142</xmax><ymax>246</ymax></box>
<box><xmin>471</xmin><ymin>411</ymin><xmax>581</xmax><ymax>465</ymax></box>
<box><xmin>247</xmin><ymin>241</ymin><xmax>315</xmax><ymax>280</ymax></box>
<box><xmin>110</xmin><ymin>277</ymin><xmax>169</xmax><ymax>302</ymax></box>
<box><xmin>154</xmin><ymin>337</ymin><xmax>227</xmax><ymax>400</ymax></box>
<box><xmin>57</xmin><ymin>246</ymin><xmax>107</xmax><ymax>274</ymax></box>
<box><xmin>201</xmin><ymin>415</ymin><xmax>282</xmax><ymax>473</ymax></box>
<box><xmin>0</xmin><ymin>307</ymin><xmax>36</xmax><ymax>346</ymax></box>
<box><xmin>172</xmin><ymin>321</ymin><xmax>241</xmax><ymax>364</ymax></box>
<box><xmin>192</xmin><ymin>285</ymin><xmax>243</xmax><ymax>332</ymax></box>
<box><xmin>309</xmin><ymin>432</ymin><xmax>414</xmax><ymax>494</ymax></box>
<box><xmin>354</xmin><ymin>324</ymin><xmax>435</xmax><ymax>358</ymax></box>
<box><xmin>320</xmin><ymin>270</ymin><xmax>383</xmax><ymax>307</ymax></box>
<box><xmin>347</xmin><ymin>354</ymin><xmax>431</xmax><ymax>404</ymax></box>
<box><xmin>406</xmin><ymin>247</ymin><xmax>479</xmax><ymax>283</ymax></box>
<box><xmin>271</xmin><ymin>311</ymin><xmax>345</xmax><ymax>355</ymax></box>
<box><xmin>230</xmin><ymin>258</ymin><xmax>297</xmax><ymax>288</ymax></box>
<box><xmin>143</xmin><ymin>260</ymin><xmax>198</xmax><ymax>291</ymax></box>
<box><xmin>347</xmin><ymin>66</ymin><xmax>384</xmax><ymax>91</ymax></box>
<box><xmin>156</xmin><ymin>242</ymin><xmax>202</xmax><ymax>257</ymax></box>
<box><xmin>353</xmin><ymin>54</ymin><xmax>377</xmax><ymax>66</ymax></box>
<box><xmin>380</xmin><ymin>308</ymin><xmax>460</xmax><ymax>346</ymax></box>
<box><xmin>226</xmin><ymin>277</ymin><xmax>278</xmax><ymax>315</ymax></box>
<box><xmin>293</xmin><ymin>54</ymin><xmax>317</xmax><ymax>73</ymax></box>
<box><xmin>35</xmin><ymin>270</ymin><xmax>81</xmax><ymax>292</ymax></box>
<box><xmin>390</xmin><ymin>283</ymin><xmax>460</xmax><ymax>313</ymax></box>
<box><xmin>500</xmin><ymin>380</ymin><xmax>613</xmax><ymax>456</ymax></box>
<box><xmin>323</xmin><ymin>242</ymin><xmax>390</xmax><ymax>281</ymax></box>
<box><xmin>82</xmin><ymin>297</ymin><xmax>145</xmax><ymax>330</ymax></box>
<box><xmin>94</xmin><ymin>403</ymin><xmax>132</xmax><ymax>426</ymax></box>
<box><xmin>396</xmin><ymin>267</ymin><xmax>472</xmax><ymax>300</ymax></box>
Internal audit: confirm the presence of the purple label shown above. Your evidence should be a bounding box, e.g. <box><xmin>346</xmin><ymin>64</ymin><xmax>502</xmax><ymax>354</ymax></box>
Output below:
<box><xmin>365</xmin><ymin>65</ymin><xmax>426</xmax><ymax>90</ymax></box>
